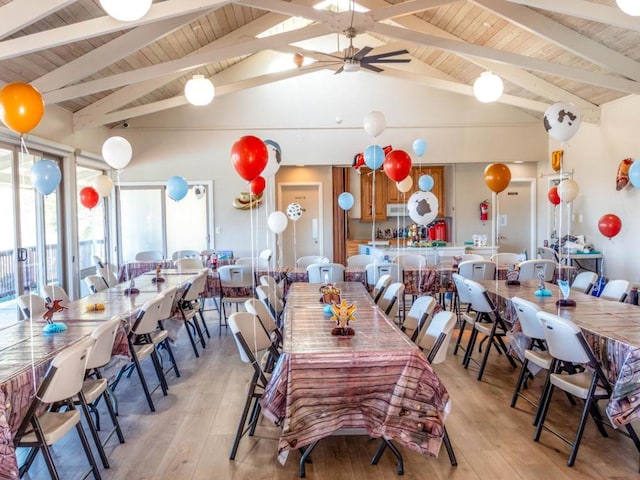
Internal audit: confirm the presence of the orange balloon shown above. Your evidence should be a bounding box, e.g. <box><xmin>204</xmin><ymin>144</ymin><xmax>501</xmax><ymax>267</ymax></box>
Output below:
<box><xmin>484</xmin><ymin>163</ymin><xmax>512</xmax><ymax>193</ymax></box>
<box><xmin>0</xmin><ymin>82</ymin><xmax>45</xmax><ymax>134</ymax></box>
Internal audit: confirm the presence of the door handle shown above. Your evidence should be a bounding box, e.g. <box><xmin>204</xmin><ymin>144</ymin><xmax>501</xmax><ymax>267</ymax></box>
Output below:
<box><xmin>17</xmin><ymin>248</ymin><xmax>27</xmax><ymax>262</ymax></box>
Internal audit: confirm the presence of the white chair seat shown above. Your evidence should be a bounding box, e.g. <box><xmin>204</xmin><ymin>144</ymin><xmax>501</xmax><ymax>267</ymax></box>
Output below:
<box><xmin>151</xmin><ymin>329</ymin><xmax>169</xmax><ymax>344</ymax></box>
<box><xmin>81</xmin><ymin>378</ymin><xmax>108</xmax><ymax>404</ymax></box>
<box><xmin>474</xmin><ymin>322</ymin><xmax>504</xmax><ymax>336</ymax></box>
<box><xmin>461</xmin><ymin>312</ymin><xmax>475</xmax><ymax>325</ymax></box>
<box><xmin>524</xmin><ymin>349</ymin><xmax>553</xmax><ymax>370</ymax></box>
<box><xmin>20</xmin><ymin>410</ymin><xmax>81</xmax><ymax>445</ymax></box>
<box><xmin>550</xmin><ymin>371</ymin><xmax>609</xmax><ymax>399</ymax></box>
<box><xmin>133</xmin><ymin>343</ymin><xmax>155</xmax><ymax>361</ymax></box>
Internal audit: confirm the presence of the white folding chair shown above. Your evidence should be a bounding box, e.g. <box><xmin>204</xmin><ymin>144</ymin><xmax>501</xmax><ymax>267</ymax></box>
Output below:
<box><xmin>16</xmin><ymin>293</ymin><xmax>47</xmax><ymax>320</ymax></box>
<box><xmin>176</xmin><ymin>257</ymin><xmax>204</xmax><ymax>270</ymax></box>
<box><xmin>218</xmin><ymin>265</ymin><xmax>255</xmax><ymax>334</ymax></box>
<box><xmin>346</xmin><ymin>254</ymin><xmax>373</xmax><ymax>267</ymax></box>
<box><xmin>490</xmin><ymin>252</ymin><xmax>521</xmax><ymax>266</ymax></box>
<box><xmin>42</xmin><ymin>284</ymin><xmax>71</xmax><ymax>306</ymax></box>
<box><xmin>296</xmin><ymin>255</ymin><xmax>329</xmax><ymax>269</ymax></box>
<box><xmin>457</xmin><ymin>260</ymin><xmax>496</xmax><ymax>280</ymax></box>
<box><xmin>172</xmin><ymin>250</ymin><xmax>199</xmax><ymax>260</ymax></box>
<box><xmin>178</xmin><ymin>270</ymin><xmax>209</xmax><ymax>354</ymax></box>
<box><xmin>393</xmin><ymin>254</ymin><xmax>426</xmax><ymax>267</ymax></box>
<box><xmin>256</xmin><ymin>284</ymin><xmax>284</xmax><ymax>328</ymax></box>
<box><xmin>235</xmin><ymin>257</ymin><xmax>269</xmax><ymax>268</ymax></box>
<box><xmin>571</xmin><ymin>271</ymin><xmax>597</xmax><ymax>294</ymax></box>
<box><xmin>402</xmin><ymin>295</ymin><xmax>437</xmax><ymax>343</ymax></box>
<box><xmin>259</xmin><ymin>275</ymin><xmax>284</xmax><ymax>302</ymax></box>
<box><xmin>135</xmin><ymin>251</ymin><xmax>163</xmax><ymax>261</ymax></box>
<box><xmin>599</xmin><ymin>279</ymin><xmax>630</xmax><ymax>302</ymax></box>
<box><xmin>371</xmin><ymin>274</ymin><xmax>392</xmax><ymax>303</ymax></box>
<box><xmin>85</xmin><ymin>274</ymin><xmax>107</xmax><ymax>293</ymax></box>
<box><xmin>306</xmin><ymin>262</ymin><xmax>345</xmax><ymax>283</ymax></box>
<box><xmin>537</xmin><ymin>246</ymin><xmax>559</xmax><ymax>262</ymax></box>
<box><xmin>97</xmin><ymin>266</ymin><xmax>119</xmax><ymax>287</ymax></box>
<box><xmin>377</xmin><ymin>282</ymin><xmax>405</xmax><ymax>323</ymax></box>
<box><xmin>517</xmin><ymin>259</ymin><xmax>557</xmax><ymax>282</ymax></box>
<box><xmin>451</xmin><ymin>273</ymin><xmax>476</xmax><ymax>358</ymax></box>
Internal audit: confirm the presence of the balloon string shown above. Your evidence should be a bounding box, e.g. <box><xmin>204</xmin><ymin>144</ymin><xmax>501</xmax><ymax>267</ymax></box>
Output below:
<box><xmin>293</xmin><ymin>220</ymin><xmax>297</xmax><ymax>269</ymax></box>
<box><xmin>371</xmin><ymin>169</ymin><xmax>376</xmax><ymax>262</ymax></box>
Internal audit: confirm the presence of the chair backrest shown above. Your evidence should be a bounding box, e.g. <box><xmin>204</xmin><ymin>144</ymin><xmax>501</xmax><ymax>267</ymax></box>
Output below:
<box><xmin>40</xmin><ymin>336</ymin><xmax>95</xmax><ymax>403</ymax></box>
<box><xmin>158</xmin><ymin>287</ymin><xmax>178</xmax><ymax>319</ymax></box>
<box><xmin>85</xmin><ymin>274</ymin><xmax>107</xmax><ymax>293</ymax></box>
<box><xmin>536</xmin><ymin>311</ymin><xmax>591</xmax><ymax>365</ymax></box>
<box><xmin>517</xmin><ymin>259</ymin><xmax>556</xmax><ymax>282</ymax></box>
<box><xmin>425</xmin><ymin>252</ymin><xmax>441</xmax><ymax>266</ymax></box>
<box><xmin>87</xmin><ymin>316</ymin><xmax>122</xmax><ymax>370</ymax></box>
<box><xmin>218</xmin><ymin>265</ymin><xmax>254</xmax><ymax>288</ymax></box>
<box><xmin>235</xmin><ymin>257</ymin><xmax>269</xmax><ymax>269</ymax></box>
<box><xmin>258</xmin><ymin>249</ymin><xmax>272</xmax><ymax>261</ymax></box>
<box><xmin>490</xmin><ymin>252</ymin><xmax>521</xmax><ymax>266</ymax></box>
<box><xmin>307</xmin><ymin>263</ymin><xmax>345</xmax><ymax>283</ymax></box>
<box><xmin>182</xmin><ymin>270</ymin><xmax>208</xmax><ymax>302</ymax></box>
<box><xmin>176</xmin><ymin>257</ymin><xmax>204</xmax><ymax>270</ymax></box>
<box><xmin>464</xmin><ymin>278</ymin><xmax>495</xmax><ymax>314</ymax></box>
<box><xmin>403</xmin><ymin>295</ymin><xmax>437</xmax><ymax>342</ymax></box>
<box><xmin>571</xmin><ymin>271</ymin><xmax>597</xmax><ymax>294</ymax></box>
<box><xmin>452</xmin><ymin>273</ymin><xmax>473</xmax><ymax>305</ymax></box>
<box><xmin>42</xmin><ymin>284</ymin><xmax>70</xmax><ymax>306</ymax></box>
<box><xmin>536</xmin><ymin>246</ymin><xmax>558</xmax><ymax>262</ymax></box>
<box><xmin>172</xmin><ymin>250</ymin><xmax>199</xmax><ymax>260</ymax></box>
<box><xmin>510</xmin><ymin>296</ymin><xmax>545</xmax><ymax>340</ymax></box>
<box><xmin>133</xmin><ymin>295</ymin><xmax>163</xmax><ymax>335</ymax></box>
<box><xmin>599</xmin><ymin>279</ymin><xmax>630</xmax><ymax>302</ymax></box>
<box><xmin>259</xmin><ymin>275</ymin><xmax>283</xmax><ymax>300</ymax></box>
<box><xmin>296</xmin><ymin>256</ymin><xmax>329</xmax><ymax>269</ymax></box>
<box><xmin>457</xmin><ymin>260</ymin><xmax>496</xmax><ymax>280</ymax></box>
<box><xmin>372</xmin><ymin>274</ymin><xmax>392</xmax><ymax>303</ymax></box>
<box><xmin>393</xmin><ymin>254</ymin><xmax>426</xmax><ymax>267</ymax></box>
<box><xmin>459</xmin><ymin>253</ymin><xmax>483</xmax><ymax>262</ymax></box>
<box><xmin>365</xmin><ymin>263</ymin><xmax>401</xmax><ymax>286</ymax></box>
<box><xmin>135</xmin><ymin>250</ymin><xmax>163</xmax><ymax>261</ymax></box>
<box><xmin>245</xmin><ymin>298</ymin><xmax>278</xmax><ymax>334</ymax></box>
<box><xmin>17</xmin><ymin>294</ymin><xmax>47</xmax><ymax>320</ymax></box>
<box><xmin>97</xmin><ymin>266</ymin><xmax>119</xmax><ymax>287</ymax></box>
<box><xmin>346</xmin><ymin>254</ymin><xmax>374</xmax><ymax>267</ymax></box>
<box><xmin>228</xmin><ymin>312</ymin><xmax>274</xmax><ymax>364</ymax></box>
<box><xmin>378</xmin><ymin>282</ymin><xmax>405</xmax><ymax>318</ymax></box>
<box><xmin>92</xmin><ymin>255</ymin><xmax>105</xmax><ymax>268</ymax></box>
<box><xmin>419</xmin><ymin>310</ymin><xmax>456</xmax><ymax>365</ymax></box>
<box><xmin>256</xmin><ymin>284</ymin><xmax>283</xmax><ymax>317</ymax></box>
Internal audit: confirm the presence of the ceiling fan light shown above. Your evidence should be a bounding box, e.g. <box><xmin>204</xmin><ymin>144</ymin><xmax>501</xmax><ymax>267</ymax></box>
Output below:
<box><xmin>185</xmin><ymin>75</ymin><xmax>215</xmax><ymax>106</ymax></box>
<box><xmin>343</xmin><ymin>59</ymin><xmax>361</xmax><ymax>72</ymax></box>
<box><xmin>473</xmin><ymin>71</ymin><xmax>504</xmax><ymax>103</ymax></box>
<box><xmin>616</xmin><ymin>0</ymin><xmax>640</xmax><ymax>16</ymax></box>
<box><xmin>100</xmin><ymin>0</ymin><xmax>152</xmax><ymax>21</ymax></box>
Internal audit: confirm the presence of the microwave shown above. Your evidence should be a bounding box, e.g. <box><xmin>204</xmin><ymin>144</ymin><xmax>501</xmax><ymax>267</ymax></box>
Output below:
<box><xmin>386</xmin><ymin>203</ymin><xmax>409</xmax><ymax>217</ymax></box>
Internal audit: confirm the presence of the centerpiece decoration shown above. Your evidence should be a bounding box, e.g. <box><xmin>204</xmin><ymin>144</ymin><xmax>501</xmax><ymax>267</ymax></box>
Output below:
<box><xmin>124</xmin><ymin>278</ymin><xmax>140</xmax><ymax>295</ymax></box>
<box><xmin>42</xmin><ymin>300</ymin><xmax>68</xmax><ymax>333</ymax></box>
<box><xmin>555</xmin><ymin>279</ymin><xmax>576</xmax><ymax>307</ymax></box>
<box><xmin>505</xmin><ymin>264</ymin><xmax>520</xmax><ymax>286</ymax></box>
<box><xmin>329</xmin><ymin>299</ymin><xmax>357</xmax><ymax>336</ymax></box>
<box><xmin>319</xmin><ymin>283</ymin><xmax>341</xmax><ymax>304</ymax></box>
<box><xmin>152</xmin><ymin>263</ymin><xmax>165</xmax><ymax>283</ymax></box>
<box><xmin>534</xmin><ymin>269</ymin><xmax>552</xmax><ymax>297</ymax></box>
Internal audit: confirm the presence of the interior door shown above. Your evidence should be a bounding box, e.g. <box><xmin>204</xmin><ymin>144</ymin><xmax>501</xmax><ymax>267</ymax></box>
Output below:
<box><xmin>279</xmin><ymin>184</ymin><xmax>322</xmax><ymax>268</ymax></box>
<box><xmin>495</xmin><ymin>180</ymin><xmax>534</xmax><ymax>257</ymax></box>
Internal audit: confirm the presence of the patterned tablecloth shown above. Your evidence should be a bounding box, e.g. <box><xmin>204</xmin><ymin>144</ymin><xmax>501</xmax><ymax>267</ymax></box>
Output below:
<box><xmin>260</xmin><ymin>282</ymin><xmax>450</xmax><ymax>464</ymax></box>
<box><xmin>479</xmin><ymin>279</ymin><xmax>640</xmax><ymax>427</ymax></box>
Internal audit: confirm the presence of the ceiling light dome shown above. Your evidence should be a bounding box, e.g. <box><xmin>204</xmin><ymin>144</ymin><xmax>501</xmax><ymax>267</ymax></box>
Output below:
<box><xmin>100</xmin><ymin>0</ymin><xmax>152</xmax><ymax>21</ymax></box>
<box><xmin>616</xmin><ymin>0</ymin><xmax>640</xmax><ymax>16</ymax></box>
<box><xmin>473</xmin><ymin>71</ymin><xmax>504</xmax><ymax>103</ymax></box>
<box><xmin>184</xmin><ymin>74</ymin><xmax>215</xmax><ymax>106</ymax></box>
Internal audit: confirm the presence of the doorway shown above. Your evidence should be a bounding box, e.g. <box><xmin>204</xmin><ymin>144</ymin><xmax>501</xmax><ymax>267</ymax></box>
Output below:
<box><xmin>278</xmin><ymin>183</ymin><xmax>323</xmax><ymax>268</ymax></box>
<box><xmin>494</xmin><ymin>178</ymin><xmax>536</xmax><ymax>258</ymax></box>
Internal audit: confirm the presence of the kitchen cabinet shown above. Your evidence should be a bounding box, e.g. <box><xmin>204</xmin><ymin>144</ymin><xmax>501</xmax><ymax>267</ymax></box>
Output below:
<box><xmin>414</xmin><ymin>166</ymin><xmax>444</xmax><ymax>217</ymax></box>
<box><xmin>360</xmin><ymin>168</ymin><xmax>387</xmax><ymax>221</ymax></box>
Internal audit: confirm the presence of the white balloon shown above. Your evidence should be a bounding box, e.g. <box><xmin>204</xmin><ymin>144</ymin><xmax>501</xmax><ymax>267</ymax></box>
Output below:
<box><xmin>91</xmin><ymin>174</ymin><xmax>113</xmax><ymax>197</ymax></box>
<box><xmin>543</xmin><ymin>102</ymin><xmax>582</xmax><ymax>143</ymax></box>
<box><xmin>407</xmin><ymin>191</ymin><xmax>439</xmax><ymax>226</ymax></box>
<box><xmin>268</xmin><ymin>211</ymin><xmax>288</xmax><ymax>234</ymax></box>
<box><xmin>396</xmin><ymin>176</ymin><xmax>413</xmax><ymax>193</ymax></box>
<box><xmin>102</xmin><ymin>136</ymin><xmax>132</xmax><ymax>170</ymax></box>
<box><xmin>557</xmin><ymin>179</ymin><xmax>579</xmax><ymax>202</ymax></box>
<box><xmin>363</xmin><ymin>111</ymin><xmax>386</xmax><ymax>137</ymax></box>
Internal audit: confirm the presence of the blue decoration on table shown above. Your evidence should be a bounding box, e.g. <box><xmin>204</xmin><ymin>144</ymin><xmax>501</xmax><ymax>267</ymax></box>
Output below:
<box><xmin>534</xmin><ymin>269</ymin><xmax>552</xmax><ymax>296</ymax></box>
<box><xmin>535</xmin><ymin>288</ymin><xmax>552</xmax><ymax>297</ymax></box>
<box><xmin>555</xmin><ymin>279</ymin><xmax>576</xmax><ymax>306</ymax></box>
<box><xmin>323</xmin><ymin>305</ymin><xmax>333</xmax><ymax>316</ymax></box>
<box><xmin>43</xmin><ymin>322</ymin><xmax>67</xmax><ymax>334</ymax></box>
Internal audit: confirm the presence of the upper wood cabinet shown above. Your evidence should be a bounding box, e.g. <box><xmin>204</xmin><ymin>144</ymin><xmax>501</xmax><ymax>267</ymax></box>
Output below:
<box><xmin>414</xmin><ymin>166</ymin><xmax>444</xmax><ymax>217</ymax></box>
<box><xmin>360</xmin><ymin>168</ymin><xmax>387</xmax><ymax>222</ymax></box>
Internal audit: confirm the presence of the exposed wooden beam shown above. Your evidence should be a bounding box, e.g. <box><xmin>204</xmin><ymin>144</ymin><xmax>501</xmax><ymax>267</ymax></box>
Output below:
<box><xmin>369</xmin><ymin>22</ymin><xmax>640</xmax><ymax>95</ymax></box>
<box><xmin>33</xmin><ymin>13</ymin><xmax>204</xmax><ymax>92</ymax></box>
<box><xmin>371</xmin><ymin>0</ymin><xmax>456</xmax><ymax>21</ymax></box>
<box><xmin>45</xmin><ymin>23</ymin><xmax>330</xmax><ymax>104</ymax></box>
<box><xmin>0</xmin><ymin>0</ymin><xmax>230</xmax><ymax>61</ymax></box>
<box><xmin>234</xmin><ymin>0</ymin><xmax>332</xmax><ymax>22</ymax></box>
<box><xmin>472</xmin><ymin>0</ymin><xmax>640</xmax><ymax>82</ymax></box>
<box><xmin>0</xmin><ymin>0</ymin><xmax>78</xmax><ymax>39</ymax></box>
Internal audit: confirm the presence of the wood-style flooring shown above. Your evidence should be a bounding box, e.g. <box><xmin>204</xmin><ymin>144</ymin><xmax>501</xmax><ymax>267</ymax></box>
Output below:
<box><xmin>19</xmin><ymin>309</ymin><xmax>640</xmax><ymax>480</ymax></box>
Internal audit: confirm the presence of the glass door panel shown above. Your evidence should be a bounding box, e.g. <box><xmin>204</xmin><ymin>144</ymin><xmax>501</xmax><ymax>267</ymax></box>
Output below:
<box><xmin>76</xmin><ymin>166</ymin><xmax>107</xmax><ymax>276</ymax></box>
<box><xmin>119</xmin><ymin>188</ymin><xmax>164</xmax><ymax>263</ymax></box>
<box><xmin>0</xmin><ymin>148</ymin><xmax>16</xmax><ymax>326</ymax></box>
<box><xmin>166</xmin><ymin>188</ymin><xmax>208</xmax><ymax>256</ymax></box>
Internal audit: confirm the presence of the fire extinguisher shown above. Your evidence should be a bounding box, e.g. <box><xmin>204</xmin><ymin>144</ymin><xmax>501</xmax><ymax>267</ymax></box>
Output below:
<box><xmin>480</xmin><ymin>200</ymin><xmax>489</xmax><ymax>222</ymax></box>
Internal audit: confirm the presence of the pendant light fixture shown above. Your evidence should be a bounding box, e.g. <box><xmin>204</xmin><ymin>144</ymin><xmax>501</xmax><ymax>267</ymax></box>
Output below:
<box><xmin>473</xmin><ymin>71</ymin><xmax>504</xmax><ymax>103</ymax></box>
<box><xmin>100</xmin><ymin>0</ymin><xmax>152</xmax><ymax>21</ymax></box>
<box><xmin>184</xmin><ymin>74</ymin><xmax>215</xmax><ymax>106</ymax></box>
<box><xmin>616</xmin><ymin>0</ymin><xmax>640</xmax><ymax>16</ymax></box>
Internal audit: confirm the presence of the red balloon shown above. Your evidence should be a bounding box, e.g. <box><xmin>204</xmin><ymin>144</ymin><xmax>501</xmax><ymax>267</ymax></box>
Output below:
<box><xmin>547</xmin><ymin>186</ymin><xmax>560</xmax><ymax>205</ymax></box>
<box><xmin>79</xmin><ymin>186</ymin><xmax>100</xmax><ymax>209</ymax></box>
<box><xmin>598</xmin><ymin>214</ymin><xmax>622</xmax><ymax>239</ymax></box>
<box><xmin>231</xmin><ymin>136</ymin><xmax>268</xmax><ymax>181</ymax></box>
<box><xmin>383</xmin><ymin>149</ymin><xmax>412</xmax><ymax>182</ymax></box>
<box><xmin>250</xmin><ymin>176</ymin><xmax>266</xmax><ymax>195</ymax></box>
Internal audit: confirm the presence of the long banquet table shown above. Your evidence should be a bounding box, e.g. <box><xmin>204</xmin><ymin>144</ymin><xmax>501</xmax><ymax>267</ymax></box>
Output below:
<box><xmin>260</xmin><ymin>282</ymin><xmax>450</xmax><ymax>465</ymax></box>
<box><xmin>0</xmin><ymin>271</ymin><xmax>198</xmax><ymax>480</ymax></box>
<box><xmin>478</xmin><ymin>279</ymin><xmax>640</xmax><ymax>427</ymax></box>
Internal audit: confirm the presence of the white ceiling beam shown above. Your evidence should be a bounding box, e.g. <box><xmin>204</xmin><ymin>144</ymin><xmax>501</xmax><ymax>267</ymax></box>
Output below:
<box><xmin>45</xmin><ymin>23</ymin><xmax>330</xmax><ymax>104</ymax></box>
<box><xmin>0</xmin><ymin>0</ymin><xmax>78</xmax><ymax>39</ymax></box>
<box><xmin>234</xmin><ymin>0</ymin><xmax>332</xmax><ymax>22</ymax></box>
<box><xmin>33</xmin><ymin>13</ymin><xmax>204</xmax><ymax>93</ymax></box>
<box><xmin>0</xmin><ymin>0</ymin><xmax>230</xmax><ymax>61</ymax></box>
<box><xmin>371</xmin><ymin>0</ymin><xmax>456</xmax><ymax>21</ymax></box>
<box><xmin>369</xmin><ymin>22</ymin><xmax>640</xmax><ymax>94</ymax></box>
<box><xmin>472</xmin><ymin>0</ymin><xmax>640</xmax><ymax>82</ymax></box>
<box><xmin>503</xmin><ymin>0</ymin><xmax>640</xmax><ymax>32</ymax></box>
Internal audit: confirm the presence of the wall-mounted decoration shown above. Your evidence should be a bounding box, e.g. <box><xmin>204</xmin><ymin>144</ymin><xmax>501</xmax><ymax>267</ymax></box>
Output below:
<box><xmin>232</xmin><ymin>191</ymin><xmax>263</xmax><ymax>210</ymax></box>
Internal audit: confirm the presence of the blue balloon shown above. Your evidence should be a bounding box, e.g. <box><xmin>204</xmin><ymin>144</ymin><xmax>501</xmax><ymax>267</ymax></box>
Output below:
<box><xmin>412</xmin><ymin>138</ymin><xmax>427</xmax><ymax>157</ymax></box>
<box><xmin>323</xmin><ymin>304</ymin><xmax>333</xmax><ymax>316</ymax></box>
<box><xmin>30</xmin><ymin>159</ymin><xmax>61</xmax><ymax>195</ymax></box>
<box><xmin>418</xmin><ymin>174</ymin><xmax>434</xmax><ymax>192</ymax></box>
<box><xmin>629</xmin><ymin>160</ymin><xmax>640</xmax><ymax>189</ymax></box>
<box><xmin>363</xmin><ymin>145</ymin><xmax>384</xmax><ymax>170</ymax></box>
<box><xmin>167</xmin><ymin>175</ymin><xmax>188</xmax><ymax>201</ymax></box>
<box><xmin>338</xmin><ymin>192</ymin><xmax>354</xmax><ymax>210</ymax></box>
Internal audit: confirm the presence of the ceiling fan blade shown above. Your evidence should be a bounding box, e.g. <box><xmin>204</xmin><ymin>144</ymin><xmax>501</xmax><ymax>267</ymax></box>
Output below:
<box><xmin>352</xmin><ymin>46</ymin><xmax>374</xmax><ymax>61</ymax></box>
<box><xmin>362</xmin><ymin>50</ymin><xmax>410</xmax><ymax>61</ymax></box>
<box><xmin>360</xmin><ymin>63</ymin><xmax>384</xmax><ymax>73</ymax></box>
<box><xmin>334</xmin><ymin>66</ymin><xmax>345</xmax><ymax>75</ymax></box>
<box><xmin>362</xmin><ymin>58</ymin><xmax>411</xmax><ymax>64</ymax></box>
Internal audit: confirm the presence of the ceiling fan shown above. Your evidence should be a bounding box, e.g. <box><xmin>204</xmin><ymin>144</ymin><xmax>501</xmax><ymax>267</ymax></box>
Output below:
<box><xmin>311</xmin><ymin>26</ymin><xmax>411</xmax><ymax>74</ymax></box>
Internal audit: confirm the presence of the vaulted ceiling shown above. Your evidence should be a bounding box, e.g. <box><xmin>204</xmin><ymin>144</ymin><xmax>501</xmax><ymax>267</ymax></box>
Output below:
<box><xmin>1</xmin><ymin>0</ymin><xmax>639</xmax><ymax>131</ymax></box>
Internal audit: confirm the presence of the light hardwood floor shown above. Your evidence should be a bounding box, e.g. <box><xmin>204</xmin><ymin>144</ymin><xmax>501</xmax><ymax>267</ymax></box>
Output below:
<box><xmin>20</xmin><ymin>310</ymin><xmax>640</xmax><ymax>480</ymax></box>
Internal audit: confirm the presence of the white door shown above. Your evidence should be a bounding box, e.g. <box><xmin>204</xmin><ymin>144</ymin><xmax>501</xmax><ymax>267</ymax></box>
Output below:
<box><xmin>279</xmin><ymin>184</ymin><xmax>322</xmax><ymax>268</ymax></box>
<box><xmin>495</xmin><ymin>180</ymin><xmax>535</xmax><ymax>258</ymax></box>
